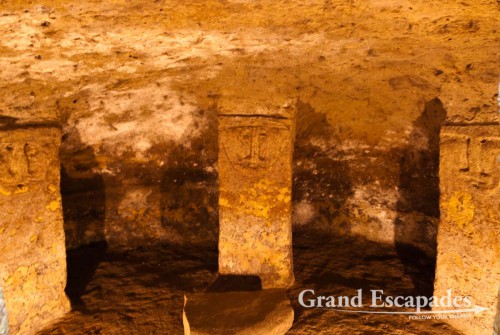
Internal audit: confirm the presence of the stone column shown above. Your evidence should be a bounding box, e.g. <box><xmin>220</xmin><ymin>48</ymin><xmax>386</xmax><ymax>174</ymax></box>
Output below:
<box><xmin>434</xmin><ymin>123</ymin><xmax>500</xmax><ymax>335</ymax></box>
<box><xmin>0</xmin><ymin>124</ymin><xmax>70</xmax><ymax>334</ymax></box>
<box><xmin>217</xmin><ymin>100</ymin><xmax>296</xmax><ymax>289</ymax></box>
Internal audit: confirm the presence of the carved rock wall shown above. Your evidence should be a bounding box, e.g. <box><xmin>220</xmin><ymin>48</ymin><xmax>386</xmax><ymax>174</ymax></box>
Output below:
<box><xmin>0</xmin><ymin>126</ymin><xmax>70</xmax><ymax>335</ymax></box>
<box><xmin>0</xmin><ymin>1</ymin><xmax>498</xmax><ymax>256</ymax></box>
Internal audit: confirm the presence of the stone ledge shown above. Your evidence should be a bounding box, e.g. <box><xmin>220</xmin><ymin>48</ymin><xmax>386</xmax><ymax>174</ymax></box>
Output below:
<box><xmin>183</xmin><ymin>290</ymin><xmax>294</xmax><ymax>335</ymax></box>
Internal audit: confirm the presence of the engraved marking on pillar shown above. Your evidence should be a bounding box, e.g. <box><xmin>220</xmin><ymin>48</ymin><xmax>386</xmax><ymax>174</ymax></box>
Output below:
<box><xmin>441</xmin><ymin>132</ymin><xmax>500</xmax><ymax>190</ymax></box>
<box><xmin>220</xmin><ymin>119</ymin><xmax>291</xmax><ymax>172</ymax></box>
<box><xmin>218</xmin><ymin>108</ymin><xmax>295</xmax><ymax>289</ymax></box>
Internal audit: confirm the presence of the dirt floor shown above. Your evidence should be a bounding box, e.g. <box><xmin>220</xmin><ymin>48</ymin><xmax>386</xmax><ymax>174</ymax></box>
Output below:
<box><xmin>39</xmin><ymin>230</ymin><xmax>463</xmax><ymax>335</ymax></box>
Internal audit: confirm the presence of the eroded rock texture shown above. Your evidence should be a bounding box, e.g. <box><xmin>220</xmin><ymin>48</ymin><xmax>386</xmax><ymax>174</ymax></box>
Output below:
<box><xmin>0</xmin><ymin>2</ymin><xmax>498</xmax><ymax>333</ymax></box>
<box><xmin>0</xmin><ymin>0</ymin><xmax>496</xmax><ymax>255</ymax></box>
<box><xmin>218</xmin><ymin>100</ymin><xmax>295</xmax><ymax>288</ymax></box>
<box><xmin>0</xmin><ymin>125</ymin><xmax>70</xmax><ymax>335</ymax></box>
<box><xmin>434</xmin><ymin>123</ymin><xmax>500</xmax><ymax>335</ymax></box>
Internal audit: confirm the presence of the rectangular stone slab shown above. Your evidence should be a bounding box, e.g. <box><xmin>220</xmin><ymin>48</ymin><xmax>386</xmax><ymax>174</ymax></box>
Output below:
<box><xmin>0</xmin><ymin>127</ymin><xmax>70</xmax><ymax>334</ymax></box>
<box><xmin>183</xmin><ymin>290</ymin><xmax>294</xmax><ymax>335</ymax></box>
<box><xmin>218</xmin><ymin>110</ymin><xmax>295</xmax><ymax>289</ymax></box>
<box><xmin>434</xmin><ymin>124</ymin><xmax>500</xmax><ymax>335</ymax></box>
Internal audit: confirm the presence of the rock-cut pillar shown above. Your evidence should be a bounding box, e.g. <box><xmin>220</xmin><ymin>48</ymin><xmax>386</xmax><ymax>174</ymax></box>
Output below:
<box><xmin>434</xmin><ymin>123</ymin><xmax>499</xmax><ymax>335</ymax></box>
<box><xmin>217</xmin><ymin>100</ymin><xmax>296</xmax><ymax>289</ymax></box>
<box><xmin>0</xmin><ymin>123</ymin><xmax>70</xmax><ymax>334</ymax></box>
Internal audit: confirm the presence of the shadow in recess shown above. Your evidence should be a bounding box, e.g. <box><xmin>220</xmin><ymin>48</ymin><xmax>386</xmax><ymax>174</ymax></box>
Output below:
<box><xmin>59</xmin><ymin>128</ymin><xmax>107</xmax><ymax>307</ymax></box>
<box><xmin>394</xmin><ymin>97</ymin><xmax>446</xmax><ymax>297</ymax></box>
<box><xmin>292</xmin><ymin>100</ymin><xmax>353</xmax><ymax>233</ymax></box>
<box><xmin>65</xmin><ymin>242</ymin><xmax>107</xmax><ymax>307</ymax></box>
<box><xmin>159</xmin><ymin>106</ymin><xmax>219</xmax><ymax>246</ymax></box>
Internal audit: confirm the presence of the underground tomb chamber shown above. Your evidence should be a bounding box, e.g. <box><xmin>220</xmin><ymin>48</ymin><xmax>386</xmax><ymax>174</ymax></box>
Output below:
<box><xmin>0</xmin><ymin>95</ymin><xmax>497</xmax><ymax>335</ymax></box>
<box><xmin>0</xmin><ymin>1</ymin><xmax>499</xmax><ymax>332</ymax></box>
